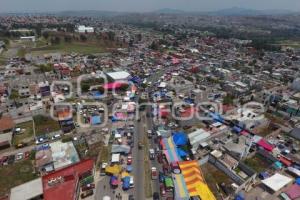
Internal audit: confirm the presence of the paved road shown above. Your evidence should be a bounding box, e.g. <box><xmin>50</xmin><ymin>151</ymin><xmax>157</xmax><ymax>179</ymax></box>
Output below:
<box><xmin>133</xmin><ymin>112</ymin><xmax>146</xmax><ymax>200</ymax></box>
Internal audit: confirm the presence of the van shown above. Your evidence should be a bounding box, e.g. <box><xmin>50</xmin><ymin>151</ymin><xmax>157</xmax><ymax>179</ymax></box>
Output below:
<box><xmin>129</xmin><ymin>176</ymin><xmax>134</xmax><ymax>188</ymax></box>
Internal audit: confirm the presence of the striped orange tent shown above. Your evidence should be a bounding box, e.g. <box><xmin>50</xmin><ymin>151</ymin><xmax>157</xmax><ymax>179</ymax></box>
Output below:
<box><xmin>178</xmin><ymin>160</ymin><xmax>216</xmax><ymax>200</ymax></box>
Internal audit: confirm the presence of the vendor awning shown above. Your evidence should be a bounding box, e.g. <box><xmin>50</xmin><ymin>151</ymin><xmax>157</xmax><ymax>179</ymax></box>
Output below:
<box><xmin>179</xmin><ymin>160</ymin><xmax>216</xmax><ymax>200</ymax></box>
<box><xmin>164</xmin><ymin>177</ymin><xmax>174</xmax><ymax>188</ymax></box>
<box><xmin>257</xmin><ymin>139</ymin><xmax>274</xmax><ymax>152</ymax></box>
<box><xmin>173</xmin><ymin>174</ymin><xmax>190</xmax><ymax>200</ymax></box>
<box><xmin>261</xmin><ymin>173</ymin><xmax>292</xmax><ymax>192</ymax></box>
<box><xmin>105</xmin><ymin>165</ymin><xmax>121</xmax><ymax>175</ymax></box>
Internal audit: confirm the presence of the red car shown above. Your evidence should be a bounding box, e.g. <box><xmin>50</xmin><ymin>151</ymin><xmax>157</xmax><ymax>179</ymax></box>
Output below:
<box><xmin>160</xmin><ymin>184</ymin><xmax>166</xmax><ymax>197</ymax></box>
<box><xmin>127</xmin><ymin>155</ymin><xmax>132</xmax><ymax>165</ymax></box>
<box><xmin>24</xmin><ymin>151</ymin><xmax>30</xmax><ymax>159</ymax></box>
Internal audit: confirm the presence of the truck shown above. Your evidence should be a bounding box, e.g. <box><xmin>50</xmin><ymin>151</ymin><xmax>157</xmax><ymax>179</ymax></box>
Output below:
<box><xmin>151</xmin><ymin>167</ymin><xmax>158</xmax><ymax>180</ymax></box>
<box><xmin>149</xmin><ymin>149</ymin><xmax>155</xmax><ymax>160</ymax></box>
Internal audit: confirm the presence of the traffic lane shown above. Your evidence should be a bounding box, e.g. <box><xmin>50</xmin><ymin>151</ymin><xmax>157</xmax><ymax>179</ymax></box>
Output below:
<box><xmin>133</xmin><ymin>117</ymin><xmax>145</xmax><ymax>200</ymax></box>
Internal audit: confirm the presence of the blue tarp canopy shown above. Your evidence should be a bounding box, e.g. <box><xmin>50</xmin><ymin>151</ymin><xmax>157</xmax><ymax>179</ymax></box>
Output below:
<box><xmin>274</xmin><ymin>161</ymin><xmax>283</xmax><ymax>169</ymax></box>
<box><xmin>130</xmin><ymin>76</ymin><xmax>141</xmax><ymax>84</ymax></box>
<box><xmin>209</xmin><ymin>112</ymin><xmax>224</xmax><ymax>123</ymax></box>
<box><xmin>259</xmin><ymin>172</ymin><xmax>269</xmax><ymax>180</ymax></box>
<box><xmin>172</xmin><ymin>132</ymin><xmax>188</xmax><ymax>146</ymax></box>
<box><xmin>176</xmin><ymin>148</ymin><xmax>188</xmax><ymax>157</ymax></box>
<box><xmin>296</xmin><ymin>178</ymin><xmax>300</xmax><ymax>185</ymax></box>
<box><xmin>110</xmin><ymin>176</ymin><xmax>118</xmax><ymax>186</ymax></box>
<box><xmin>233</xmin><ymin>126</ymin><xmax>242</xmax><ymax>133</ymax></box>
<box><xmin>92</xmin><ymin>91</ymin><xmax>102</xmax><ymax>99</ymax></box>
<box><xmin>184</xmin><ymin>98</ymin><xmax>194</xmax><ymax>104</ymax></box>
<box><xmin>122</xmin><ymin>176</ymin><xmax>130</xmax><ymax>189</ymax></box>
<box><xmin>91</xmin><ymin>115</ymin><xmax>101</xmax><ymax>125</ymax></box>
<box><xmin>235</xmin><ymin>193</ymin><xmax>245</xmax><ymax>200</ymax></box>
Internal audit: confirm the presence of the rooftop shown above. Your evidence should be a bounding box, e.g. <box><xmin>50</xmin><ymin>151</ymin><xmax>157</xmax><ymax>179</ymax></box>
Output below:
<box><xmin>42</xmin><ymin>159</ymin><xmax>94</xmax><ymax>200</ymax></box>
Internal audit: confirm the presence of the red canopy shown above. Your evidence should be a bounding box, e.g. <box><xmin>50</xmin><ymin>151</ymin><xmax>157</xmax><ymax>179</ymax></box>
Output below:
<box><xmin>257</xmin><ymin>139</ymin><xmax>274</xmax><ymax>152</ymax></box>
<box><xmin>103</xmin><ymin>82</ymin><xmax>126</xmax><ymax>90</ymax></box>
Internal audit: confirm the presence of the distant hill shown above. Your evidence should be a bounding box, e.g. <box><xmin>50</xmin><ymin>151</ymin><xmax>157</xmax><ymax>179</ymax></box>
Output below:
<box><xmin>152</xmin><ymin>7</ymin><xmax>295</xmax><ymax>16</ymax></box>
<box><xmin>205</xmin><ymin>7</ymin><xmax>294</xmax><ymax>16</ymax></box>
<box><xmin>153</xmin><ymin>8</ymin><xmax>185</xmax><ymax>14</ymax></box>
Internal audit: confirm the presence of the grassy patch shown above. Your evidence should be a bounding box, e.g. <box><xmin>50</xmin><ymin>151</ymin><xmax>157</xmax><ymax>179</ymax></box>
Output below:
<box><xmin>201</xmin><ymin>163</ymin><xmax>230</xmax><ymax>199</ymax></box>
<box><xmin>13</xmin><ymin>121</ymin><xmax>34</xmax><ymax>146</ymax></box>
<box><xmin>17</xmin><ymin>48</ymin><xmax>27</xmax><ymax>58</ymax></box>
<box><xmin>33</xmin><ymin>115</ymin><xmax>61</xmax><ymax>136</ymax></box>
<box><xmin>30</xmin><ymin>41</ymin><xmax>106</xmax><ymax>55</ymax></box>
<box><xmin>244</xmin><ymin>155</ymin><xmax>270</xmax><ymax>173</ymax></box>
<box><xmin>0</xmin><ymin>160</ymin><xmax>38</xmax><ymax>196</ymax></box>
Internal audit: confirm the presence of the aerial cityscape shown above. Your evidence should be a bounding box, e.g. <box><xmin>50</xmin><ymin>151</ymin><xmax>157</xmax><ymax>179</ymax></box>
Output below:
<box><xmin>0</xmin><ymin>1</ymin><xmax>300</xmax><ymax>200</ymax></box>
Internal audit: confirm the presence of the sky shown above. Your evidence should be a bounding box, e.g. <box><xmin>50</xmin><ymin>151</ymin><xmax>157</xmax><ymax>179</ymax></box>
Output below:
<box><xmin>1</xmin><ymin>0</ymin><xmax>300</xmax><ymax>13</ymax></box>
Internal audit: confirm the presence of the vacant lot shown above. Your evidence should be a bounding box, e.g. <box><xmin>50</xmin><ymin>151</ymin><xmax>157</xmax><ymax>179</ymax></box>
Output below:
<box><xmin>202</xmin><ymin>163</ymin><xmax>232</xmax><ymax>199</ymax></box>
<box><xmin>0</xmin><ymin>160</ymin><xmax>38</xmax><ymax>196</ymax></box>
<box><xmin>244</xmin><ymin>155</ymin><xmax>270</xmax><ymax>173</ymax></box>
<box><xmin>33</xmin><ymin>115</ymin><xmax>61</xmax><ymax>136</ymax></box>
<box><xmin>13</xmin><ymin>121</ymin><xmax>34</xmax><ymax>146</ymax></box>
<box><xmin>30</xmin><ymin>41</ymin><xmax>106</xmax><ymax>55</ymax></box>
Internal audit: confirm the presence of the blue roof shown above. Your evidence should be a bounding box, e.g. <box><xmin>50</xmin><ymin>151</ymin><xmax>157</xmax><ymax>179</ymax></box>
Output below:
<box><xmin>176</xmin><ymin>148</ymin><xmax>188</xmax><ymax>157</ymax></box>
<box><xmin>91</xmin><ymin>115</ymin><xmax>101</xmax><ymax>125</ymax></box>
<box><xmin>172</xmin><ymin>132</ymin><xmax>188</xmax><ymax>146</ymax></box>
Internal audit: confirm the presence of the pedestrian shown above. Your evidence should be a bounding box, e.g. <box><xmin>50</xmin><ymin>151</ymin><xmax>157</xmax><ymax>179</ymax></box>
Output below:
<box><xmin>103</xmin><ymin>185</ymin><xmax>106</xmax><ymax>189</ymax></box>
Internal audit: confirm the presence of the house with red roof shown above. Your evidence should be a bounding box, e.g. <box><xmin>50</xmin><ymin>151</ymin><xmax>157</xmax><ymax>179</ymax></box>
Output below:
<box><xmin>42</xmin><ymin>159</ymin><xmax>94</xmax><ymax>200</ymax></box>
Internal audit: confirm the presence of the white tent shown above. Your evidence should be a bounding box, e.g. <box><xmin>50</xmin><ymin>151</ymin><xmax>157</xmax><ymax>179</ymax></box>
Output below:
<box><xmin>261</xmin><ymin>173</ymin><xmax>292</xmax><ymax>192</ymax></box>
<box><xmin>111</xmin><ymin>153</ymin><xmax>120</xmax><ymax>163</ymax></box>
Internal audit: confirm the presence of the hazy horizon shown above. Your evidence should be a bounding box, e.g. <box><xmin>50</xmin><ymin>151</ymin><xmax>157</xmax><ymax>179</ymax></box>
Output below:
<box><xmin>1</xmin><ymin>0</ymin><xmax>300</xmax><ymax>13</ymax></box>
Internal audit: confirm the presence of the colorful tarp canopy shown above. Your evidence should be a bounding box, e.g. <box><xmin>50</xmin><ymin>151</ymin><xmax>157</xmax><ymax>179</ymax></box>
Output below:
<box><xmin>165</xmin><ymin>177</ymin><xmax>174</xmax><ymax>188</ymax></box>
<box><xmin>105</xmin><ymin>165</ymin><xmax>121</xmax><ymax>175</ymax></box>
<box><xmin>257</xmin><ymin>139</ymin><xmax>274</xmax><ymax>152</ymax></box>
<box><xmin>122</xmin><ymin>176</ymin><xmax>130</xmax><ymax>189</ymax></box>
<box><xmin>286</xmin><ymin>183</ymin><xmax>300</xmax><ymax>199</ymax></box>
<box><xmin>176</xmin><ymin>148</ymin><xmax>188</xmax><ymax>157</ymax></box>
<box><xmin>161</xmin><ymin>138</ymin><xmax>182</xmax><ymax>163</ymax></box>
<box><xmin>173</xmin><ymin>132</ymin><xmax>188</xmax><ymax>146</ymax></box>
<box><xmin>103</xmin><ymin>82</ymin><xmax>126</xmax><ymax>90</ymax></box>
<box><xmin>179</xmin><ymin>160</ymin><xmax>216</xmax><ymax>200</ymax></box>
<box><xmin>110</xmin><ymin>176</ymin><xmax>119</xmax><ymax>186</ymax></box>
<box><xmin>173</xmin><ymin>174</ymin><xmax>190</xmax><ymax>200</ymax></box>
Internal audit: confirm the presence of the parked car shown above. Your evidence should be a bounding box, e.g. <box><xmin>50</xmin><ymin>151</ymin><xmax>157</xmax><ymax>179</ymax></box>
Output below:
<box><xmin>82</xmin><ymin>184</ymin><xmax>95</xmax><ymax>191</ymax></box>
<box><xmin>160</xmin><ymin>184</ymin><xmax>166</xmax><ymax>197</ymax></box>
<box><xmin>149</xmin><ymin>149</ymin><xmax>155</xmax><ymax>160</ymax></box>
<box><xmin>151</xmin><ymin>167</ymin><xmax>158</xmax><ymax>180</ymax></box>
<box><xmin>24</xmin><ymin>151</ymin><xmax>30</xmax><ymax>159</ymax></box>
<box><xmin>127</xmin><ymin>155</ymin><xmax>133</xmax><ymax>165</ymax></box>
<box><xmin>147</xmin><ymin>130</ymin><xmax>153</xmax><ymax>138</ymax></box>
<box><xmin>51</xmin><ymin>134</ymin><xmax>61</xmax><ymax>140</ymax></box>
<box><xmin>80</xmin><ymin>190</ymin><xmax>94</xmax><ymax>199</ymax></box>
<box><xmin>100</xmin><ymin>162</ymin><xmax>108</xmax><ymax>176</ymax></box>
<box><xmin>15</xmin><ymin>153</ymin><xmax>24</xmax><ymax>161</ymax></box>
<box><xmin>0</xmin><ymin>156</ymin><xmax>8</xmax><ymax>165</ymax></box>
<box><xmin>7</xmin><ymin>155</ymin><xmax>15</xmax><ymax>164</ymax></box>
<box><xmin>153</xmin><ymin>192</ymin><xmax>159</xmax><ymax>200</ymax></box>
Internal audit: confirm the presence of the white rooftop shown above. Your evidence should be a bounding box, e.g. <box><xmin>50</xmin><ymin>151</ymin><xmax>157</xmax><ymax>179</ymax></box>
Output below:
<box><xmin>106</xmin><ymin>71</ymin><xmax>130</xmax><ymax>80</ymax></box>
<box><xmin>261</xmin><ymin>173</ymin><xmax>292</xmax><ymax>192</ymax></box>
<box><xmin>10</xmin><ymin>178</ymin><xmax>43</xmax><ymax>200</ymax></box>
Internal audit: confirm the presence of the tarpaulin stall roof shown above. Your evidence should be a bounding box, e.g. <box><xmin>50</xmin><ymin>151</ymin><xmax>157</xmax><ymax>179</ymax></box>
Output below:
<box><xmin>172</xmin><ymin>132</ymin><xmax>188</xmax><ymax>146</ymax></box>
<box><xmin>122</xmin><ymin>176</ymin><xmax>130</xmax><ymax>190</ymax></box>
<box><xmin>110</xmin><ymin>176</ymin><xmax>119</xmax><ymax>186</ymax></box>
<box><xmin>172</xmin><ymin>174</ymin><xmax>190</xmax><ymax>200</ymax></box>
<box><xmin>257</xmin><ymin>139</ymin><xmax>274</xmax><ymax>152</ymax></box>
<box><xmin>286</xmin><ymin>183</ymin><xmax>300</xmax><ymax>200</ymax></box>
<box><xmin>164</xmin><ymin>177</ymin><xmax>174</xmax><ymax>188</ymax></box>
<box><xmin>179</xmin><ymin>160</ymin><xmax>216</xmax><ymax>200</ymax></box>
<box><xmin>287</xmin><ymin>167</ymin><xmax>300</xmax><ymax>177</ymax></box>
<box><xmin>176</xmin><ymin>148</ymin><xmax>188</xmax><ymax>157</ymax></box>
<box><xmin>111</xmin><ymin>144</ymin><xmax>130</xmax><ymax>154</ymax></box>
<box><xmin>261</xmin><ymin>173</ymin><xmax>292</xmax><ymax>192</ymax></box>
<box><xmin>91</xmin><ymin>115</ymin><xmax>101</xmax><ymax>125</ymax></box>
<box><xmin>103</xmin><ymin>82</ymin><xmax>126</xmax><ymax>90</ymax></box>
<box><xmin>279</xmin><ymin>156</ymin><xmax>292</xmax><ymax>167</ymax></box>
